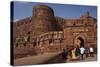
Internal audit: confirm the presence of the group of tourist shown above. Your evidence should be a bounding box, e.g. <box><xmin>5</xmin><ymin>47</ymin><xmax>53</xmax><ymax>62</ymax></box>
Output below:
<box><xmin>62</xmin><ymin>45</ymin><xmax>94</xmax><ymax>61</ymax></box>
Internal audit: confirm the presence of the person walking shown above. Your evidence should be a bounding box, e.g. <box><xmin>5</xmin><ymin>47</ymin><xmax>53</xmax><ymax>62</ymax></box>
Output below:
<box><xmin>66</xmin><ymin>48</ymin><xmax>68</xmax><ymax>60</ymax></box>
<box><xmin>71</xmin><ymin>47</ymin><xmax>76</xmax><ymax>61</ymax></box>
<box><xmin>80</xmin><ymin>47</ymin><xmax>85</xmax><ymax>60</ymax></box>
<box><xmin>67</xmin><ymin>49</ymin><xmax>72</xmax><ymax>61</ymax></box>
<box><xmin>75</xmin><ymin>46</ymin><xmax>80</xmax><ymax>60</ymax></box>
<box><xmin>89</xmin><ymin>46</ymin><xmax>94</xmax><ymax>57</ymax></box>
<box><xmin>85</xmin><ymin>46</ymin><xmax>89</xmax><ymax>58</ymax></box>
<box><xmin>62</xmin><ymin>48</ymin><xmax>66</xmax><ymax>59</ymax></box>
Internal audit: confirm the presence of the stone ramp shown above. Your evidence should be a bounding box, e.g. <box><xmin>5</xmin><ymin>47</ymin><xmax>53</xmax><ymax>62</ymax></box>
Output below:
<box><xmin>14</xmin><ymin>52</ymin><xmax>62</xmax><ymax>66</ymax></box>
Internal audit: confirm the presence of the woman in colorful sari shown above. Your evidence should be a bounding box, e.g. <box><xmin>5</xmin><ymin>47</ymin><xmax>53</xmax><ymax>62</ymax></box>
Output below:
<box><xmin>71</xmin><ymin>47</ymin><xmax>76</xmax><ymax>60</ymax></box>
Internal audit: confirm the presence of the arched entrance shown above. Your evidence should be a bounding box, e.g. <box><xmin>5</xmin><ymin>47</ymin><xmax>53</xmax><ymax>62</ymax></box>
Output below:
<box><xmin>74</xmin><ymin>35</ymin><xmax>87</xmax><ymax>47</ymax></box>
<box><xmin>78</xmin><ymin>37</ymin><xmax>84</xmax><ymax>47</ymax></box>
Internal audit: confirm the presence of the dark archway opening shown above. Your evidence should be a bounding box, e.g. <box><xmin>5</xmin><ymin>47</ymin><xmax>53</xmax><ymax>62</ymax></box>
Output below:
<box><xmin>78</xmin><ymin>37</ymin><xmax>84</xmax><ymax>47</ymax></box>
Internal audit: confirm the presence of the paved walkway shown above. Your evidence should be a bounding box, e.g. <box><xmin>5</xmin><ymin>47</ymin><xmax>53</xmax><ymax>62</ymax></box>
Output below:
<box><xmin>14</xmin><ymin>52</ymin><xmax>62</xmax><ymax>66</ymax></box>
<box><xmin>46</xmin><ymin>54</ymin><xmax>97</xmax><ymax>64</ymax></box>
<box><xmin>14</xmin><ymin>52</ymin><xmax>97</xmax><ymax>66</ymax></box>
<box><xmin>66</xmin><ymin>55</ymin><xmax>97</xmax><ymax>63</ymax></box>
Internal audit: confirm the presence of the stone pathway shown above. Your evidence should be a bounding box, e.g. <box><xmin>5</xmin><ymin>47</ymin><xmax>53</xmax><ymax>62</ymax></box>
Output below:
<box><xmin>66</xmin><ymin>56</ymin><xmax>97</xmax><ymax>63</ymax></box>
<box><xmin>14</xmin><ymin>52</ymin><xmax>62</xmax><ymax>66</ymax></box>
<box><xmin>47</xmin><ymin>54</ymin><xmax>97</xmax><ymax>64</ymax></box>
<box><xmin>14</xmin><ymin>52</ymin><xmax>97</xmax><ymax>66</ymax></box>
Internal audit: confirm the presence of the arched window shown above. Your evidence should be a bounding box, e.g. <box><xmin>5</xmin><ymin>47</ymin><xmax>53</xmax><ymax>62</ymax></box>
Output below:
<box><xmin>16</xmin><ymin>43</ymin><xmax>18</xmax><ymax>47</ymax></box>
<box><xmin>38</xmin><ymin>41</ymin><xmax>40</xmax><ymax>45</ymax></box>
<box><xmin>27</xmin><ymin>36</ymin><xmax>30</xmax><ymax>42</ymax></box>
<box><xmin>60</xmin><ymin>39</ymin><xmax>63</xmax><ymax>43</ymax></box>
<box><xmin>27</xmin><ymin>31</ymin><xmax>31</xmax><ymax>42</ymax></box>
<box><xmin>28</xmin><ymin>31</ymin><xmax>31</xmax><ymax>34</ymax></box>
<box><xmin>49</xmin><ymin>39</ymin><xmax>53</xmax><ymax>44</ymax></box>
<box><xmin>33</xmin><ymin>42</ymin><xmax>36</xmax><ymax>47</ymax></box>
<box><xmin>24</xmin><ymin>43</ymin><xmax>26</xmax><ymax>46</ymax></box>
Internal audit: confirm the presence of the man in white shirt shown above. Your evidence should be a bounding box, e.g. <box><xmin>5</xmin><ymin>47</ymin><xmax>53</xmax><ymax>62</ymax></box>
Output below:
<box><xmin>89</xmin><ymin>46</ymin><xmax>94</xmax><ymax>57</ymax></box>
<box><xmin>80</xmin><ymin>47</ymin><xmax>85</xmax><ymax>60</ymax></box>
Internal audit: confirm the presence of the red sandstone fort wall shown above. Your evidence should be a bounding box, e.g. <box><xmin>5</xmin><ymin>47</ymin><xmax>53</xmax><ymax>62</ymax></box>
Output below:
<box><xmin>13</xmin><ymin>5</ymin><xmax>97</xmax><ymax>59</ymax></box>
